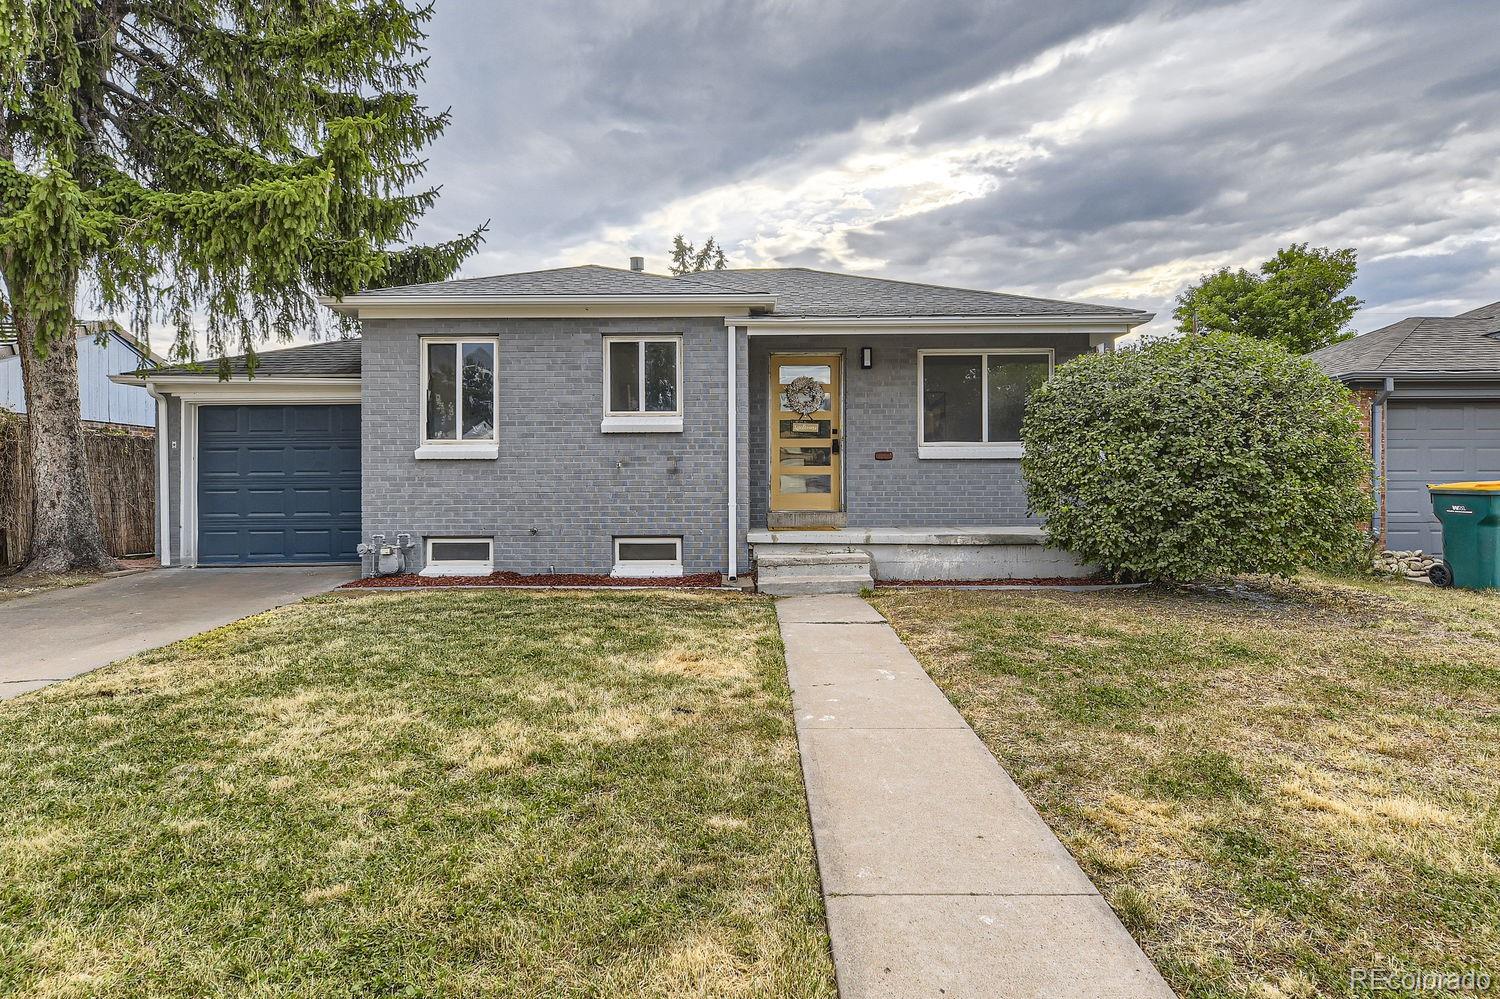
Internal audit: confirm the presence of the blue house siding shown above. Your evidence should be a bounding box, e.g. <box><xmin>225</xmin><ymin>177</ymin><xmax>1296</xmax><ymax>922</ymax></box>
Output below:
<box><xmin>360</xmin><ymin>316</ymin><xmax>747</xmax><ymax>575</ymax></box>
<box><xmin>0</xmin><ymin>330</ymin><xmax>155</xmax><ymax>427</ymax></box>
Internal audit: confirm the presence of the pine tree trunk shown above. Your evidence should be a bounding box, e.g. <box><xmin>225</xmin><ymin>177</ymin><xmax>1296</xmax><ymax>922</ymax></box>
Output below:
<box><xmin>12</xmin><ymin>311</ymin><xmax>119</xmax><ymax>576</ymax></box>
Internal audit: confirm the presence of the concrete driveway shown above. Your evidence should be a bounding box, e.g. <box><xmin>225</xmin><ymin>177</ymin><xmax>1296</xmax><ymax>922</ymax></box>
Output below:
<box><xmin>0</xmin><ymin>566</ymin><xmax>356</xmax><ymax>700</ymax></box>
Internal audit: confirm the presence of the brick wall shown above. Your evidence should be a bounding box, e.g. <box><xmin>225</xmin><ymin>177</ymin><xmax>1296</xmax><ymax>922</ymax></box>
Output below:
<box><xmin>361</xmin><ymin>317</ymin><xmax>748</xmax><ymax>575</ymax></box>
<box><xmin>1349</xmin><ymin>385</ymin><xmax>1385</xmax><ymax>545</ymax></box>
<box><xmin>748</xmin><ymin>333</ymin><xmax>1096</xmax><ymax>528</ymax></box>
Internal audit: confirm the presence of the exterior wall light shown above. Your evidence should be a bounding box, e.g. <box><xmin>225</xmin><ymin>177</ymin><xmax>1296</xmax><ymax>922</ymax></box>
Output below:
<box><xmin>860</xmin><ymin>346</ymin><xmax>873</xmax><ymax>369</ymax></box>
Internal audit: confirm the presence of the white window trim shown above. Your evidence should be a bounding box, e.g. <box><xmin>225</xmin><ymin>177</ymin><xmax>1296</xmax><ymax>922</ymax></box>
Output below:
<box><xmin>420</xmin><ymin>536</ymin><xmax>494</xmax><ymax>577</ymax></box>
<box><xmin>418</xmin><ymin>336</ymin><xmax>499</xmax><ymax>459</ymax></box>
<box><xmin>611</xmin><ymin>536</ymin><xmax>684</xmax><ymax>578</ymax></box>
<box><xmin>601</xmin><ymin>335</ymin><xmax>683</xmax><ymax>432</ymax></box>
<box><xmin>917</xmin><ymin>348</ymin><xmax>1053</xmax><ymax>459</ymax></box>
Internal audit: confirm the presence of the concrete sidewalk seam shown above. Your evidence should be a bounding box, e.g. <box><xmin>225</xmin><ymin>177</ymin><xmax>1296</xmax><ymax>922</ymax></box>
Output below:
<box><xmin>827</xmin><ymin>891</ymin><xmax>1104</xmax><ymax>898</ymax></box>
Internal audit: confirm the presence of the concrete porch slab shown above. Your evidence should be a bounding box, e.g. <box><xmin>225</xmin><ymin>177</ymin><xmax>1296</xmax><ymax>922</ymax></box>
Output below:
<box><xmin>750</xmin><ymin>525</ymin><xmax>1048</xmax><ymax>546</ymax></box>
<box><xmin>825</xmin><ymin>894</ymin><xmax>1172</xmax><ymax>999</ymax></box>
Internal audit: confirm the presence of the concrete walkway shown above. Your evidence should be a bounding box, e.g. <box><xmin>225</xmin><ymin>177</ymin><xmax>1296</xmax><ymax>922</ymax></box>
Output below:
<box><xmin>777</xmin><ymin>594</ymin><xmax>1174</xmax><ymax>999</ymax></box>
<box><xmin>0</xmin><ymin>566</ymin><xmax>356</xmax><ymax>699</ymax></box>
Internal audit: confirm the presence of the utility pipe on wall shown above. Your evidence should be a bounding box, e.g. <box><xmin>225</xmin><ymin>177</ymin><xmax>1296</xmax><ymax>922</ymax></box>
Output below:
<box><xmin>726</xmin><ymin>324</ymin><xmax>738</xmax><ymax>580</ymax></box>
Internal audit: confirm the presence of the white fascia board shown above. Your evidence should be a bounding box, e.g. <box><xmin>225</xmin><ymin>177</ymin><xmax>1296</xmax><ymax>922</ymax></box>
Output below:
<box><xmin>734</xmin><ymin>314</ymin><xmax>1153</xmax><ymax>335</ymax></box>
<box><xmin>318</xmin><ymin>293</ymin><xmax>775</xmax><ymax>317</ymax></box>
<box><xmin>118</xmin><ymin>375</ymin><xmax>361</xmax><ymax>403</ymax></box>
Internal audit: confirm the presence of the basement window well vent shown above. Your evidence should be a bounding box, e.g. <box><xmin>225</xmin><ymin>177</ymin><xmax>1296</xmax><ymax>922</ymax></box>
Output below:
<box><xmin>612</xmin><ymin>537</ymin><xmax>683</xmax><ymax>578</ymax></box>
<box><xmin>421</xmin><ymin>537</ymin><xmax>494</xmax><ymax>577</ymax></box>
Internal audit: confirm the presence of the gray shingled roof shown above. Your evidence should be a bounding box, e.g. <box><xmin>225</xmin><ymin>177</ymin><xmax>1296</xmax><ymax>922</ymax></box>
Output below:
<box><xmin>351</xmin><ymin>263</ymin><xmax>1146</xmax><ymax>318</ymax></box>
<box><xmin>674</xmin><ymin>267</ymin><xmax>1147</xmax><ymax>318</ymax></box>
<box><xmin>148</xmin><ymin>338</ymin><xmax>360</xmax><ymax>378</ymax></box>
<box><xmin>354</xmin><ymin>264</ymin><xmax>764</xmax><ymax>299</ymax></box>
<box><xmin>1457</xmin><ymin>300</ymin><xmax>1500</xmax><ymax>321</ymax></box>
<box><xmin>1311</xmin><ymin>307</ymin><xmax>1500</xmax><ymax>379</ymax></box>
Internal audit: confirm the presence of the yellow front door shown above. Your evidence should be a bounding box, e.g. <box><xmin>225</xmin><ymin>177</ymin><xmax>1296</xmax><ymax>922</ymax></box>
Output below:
<box><xmin>770</xmin><ymin>354</ymin><xmax>842</xmax><ymax>512</ymax></box>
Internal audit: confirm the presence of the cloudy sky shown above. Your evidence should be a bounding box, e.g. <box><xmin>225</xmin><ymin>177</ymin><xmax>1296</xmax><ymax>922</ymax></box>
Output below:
<box><xmin>383</xmin><ymin>0</ymin><xmax>1498</xmax><ymax>336</ymax></box>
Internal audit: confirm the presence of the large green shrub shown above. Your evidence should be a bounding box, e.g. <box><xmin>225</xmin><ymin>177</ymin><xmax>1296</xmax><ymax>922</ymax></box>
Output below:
<box><xmin>1022</xmin><ymin>334</ymin><xmax>1372</xmax><ymax>581</ymax></box>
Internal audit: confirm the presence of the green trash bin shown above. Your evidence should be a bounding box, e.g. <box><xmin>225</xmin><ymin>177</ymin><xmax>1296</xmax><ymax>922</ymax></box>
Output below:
<box><xmin>1427</xmin><ymin>481</ymin><xmax>1500</xmax><ymax>589</ymax></box>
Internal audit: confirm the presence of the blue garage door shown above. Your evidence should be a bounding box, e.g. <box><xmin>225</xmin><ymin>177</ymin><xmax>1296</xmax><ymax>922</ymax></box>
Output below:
<box><xmin>197</xmin><ymin>404</ymin><xmax>361</xmax><ymax>564</ymax></box>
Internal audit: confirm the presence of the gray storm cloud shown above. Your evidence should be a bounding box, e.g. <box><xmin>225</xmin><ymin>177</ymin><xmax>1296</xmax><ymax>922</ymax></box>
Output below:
<box><xmin>407</xmin><ymin>0</ymin><xmax>1500</xmax><ymax>333</ymax></box>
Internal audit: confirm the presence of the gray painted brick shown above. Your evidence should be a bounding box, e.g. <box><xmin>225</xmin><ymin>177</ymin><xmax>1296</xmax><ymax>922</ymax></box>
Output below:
<box><xmin>748</xmin><ymin>333</ymin><xmax>1094</xmax><ymax>529</ymax></box>
<box><xmin>361</xmin><ymin>317</ymin><xmax>748</xmax><ymax>575</ymax></box>
<box><xmin>159</xmin><ymin>323</ymin><xmax>1095</xmax><ymax>576</ymax></box>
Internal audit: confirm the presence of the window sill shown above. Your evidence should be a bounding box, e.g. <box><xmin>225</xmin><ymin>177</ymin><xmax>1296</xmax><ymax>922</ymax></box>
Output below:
<box><xmin>611</xmin><ymin>564</ymin><xmax>684</xmax><ymax>578</ymax></box>
<box><xmin>600</xmin><ymin>415</ymin><xmax>683</xmax><ymax>434</ymax></box>
<box><xmin>414</xmin><ymin>443</ymin><xmax>498</xmax><ymax>460</ymax></box>
<box><xmin>419</xmin><ymin>562</ymin><xmax>494</xmax><ymax>577</ymax></box>
<box><xmin>918</xmin><ymin>443</ymin><xmax>1023</xmax><ymax>460</ymax></box>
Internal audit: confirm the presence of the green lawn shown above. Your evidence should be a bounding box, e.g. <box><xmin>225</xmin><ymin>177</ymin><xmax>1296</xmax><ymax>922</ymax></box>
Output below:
<box><xmin>872</xmin><ymin>574</ymin><xmax>1500</xmax><ymax>999</ymax></box>
<box><xmin>0</xmin><ymin>589</ymin><xmax>836</xmax><ymax>998</ymax></box>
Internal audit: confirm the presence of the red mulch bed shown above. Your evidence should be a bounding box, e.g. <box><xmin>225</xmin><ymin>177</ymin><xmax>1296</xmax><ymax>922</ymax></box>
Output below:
<box><xmin>876</xmin><ymin>576</ymin><xmax>1116</xmax><ymax>587</ymax></box>
<box><xmin>342</xmin><ymin>570</ymin><xmax>725</xmax><ymax>589</ymax></box>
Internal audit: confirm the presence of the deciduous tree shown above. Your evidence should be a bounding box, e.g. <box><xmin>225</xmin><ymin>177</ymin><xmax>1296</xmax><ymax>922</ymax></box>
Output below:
<box><xmin>1173</xmin><ymin>244</ymin><xmax>1361</xmax><ymax>354</ymax></box>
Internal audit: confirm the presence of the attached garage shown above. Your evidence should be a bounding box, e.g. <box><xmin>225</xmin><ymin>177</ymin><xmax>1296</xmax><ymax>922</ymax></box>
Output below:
<box><xmin>1385</xmin><ymin>401</ymin><xmax>1500</xmax><ymax>553</ymax></box>
<box><xmin>113</xmin><ymin>339</ymin><xmax>363</xmax><ymax>568</ymax></box>
<box><xmin>196</xmin><ymin>404</ymin><xmax>361</xmax><ymax>564</ymax></box>
<box><xmin>1312</xmin><ymin>301</ymin><xmax>1500</xmax><ymax>558</ymax></box>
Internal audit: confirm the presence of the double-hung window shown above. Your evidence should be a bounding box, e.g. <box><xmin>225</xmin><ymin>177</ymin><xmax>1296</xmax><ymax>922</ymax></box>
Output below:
<box><xmin>602</xmin><ymin>335</ymin><xmax>682</xmax><ymax>432</ymax></box>
<box><xmin>418</xmin><ymin>337</ymin><xmax>499</xmax><ymax>459</ymax></box>
<box><xmin>918</xmin><ymin>349</ymin><xmax>1053</xmax><ymax>458</ymax></box>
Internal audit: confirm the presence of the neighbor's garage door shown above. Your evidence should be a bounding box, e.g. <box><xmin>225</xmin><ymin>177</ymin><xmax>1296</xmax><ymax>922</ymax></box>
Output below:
<box><xmin>1385</xmin><ymin>401</ymin><xmax>1500</xmax><ymax>554</ymax></box>
<box><xmin>197</xmin><ymin>404</ymin><xmax>360</xmax><ymax>564</ymax></box>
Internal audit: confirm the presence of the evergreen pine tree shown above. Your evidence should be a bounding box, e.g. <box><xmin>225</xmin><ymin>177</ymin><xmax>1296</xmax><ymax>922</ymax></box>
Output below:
<box><xmin>0</xmin><ymin>0</ymin><xmax>482</xmax><ymax>573</ymax></box>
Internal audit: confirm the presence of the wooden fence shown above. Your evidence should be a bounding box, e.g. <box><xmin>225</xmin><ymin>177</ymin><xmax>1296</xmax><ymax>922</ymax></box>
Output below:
<box><xmin>0</xmin><ymin>417</ymin><xmax>156</xmax><ymax>565</ymax></box>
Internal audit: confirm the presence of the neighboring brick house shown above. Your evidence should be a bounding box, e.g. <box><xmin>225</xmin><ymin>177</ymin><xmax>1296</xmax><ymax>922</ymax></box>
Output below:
<box><xmin>1311</xmin><ymin>301</ymin><xmax>1500</xmax><ymax>553</ymax></box>
<box><xmin>116</xmin><ymin>264</ymin><xmax>1152</xmax><ymax>587</ymax></box>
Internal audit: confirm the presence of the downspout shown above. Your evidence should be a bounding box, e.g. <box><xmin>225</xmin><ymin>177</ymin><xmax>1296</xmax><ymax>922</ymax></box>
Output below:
<box><xmin>1370</xmin><ymin>377</ymin><xmax>1394</xmax><ymax>542</ymax></box>
<box><xmin>726</xmin><ymin>324</ymin><xmax>738</xmax><ymax>581</ymax></box>
<box><xmin>144</xmin><ymin>382</ymin><xmax>172</xmax><ymax>567</ymax></box>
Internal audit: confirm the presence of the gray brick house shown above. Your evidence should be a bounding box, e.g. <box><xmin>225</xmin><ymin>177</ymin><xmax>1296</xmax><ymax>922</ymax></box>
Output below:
<box><xmin>120</xmin><ymin>264</ymin><xmax>1151</xmax><ymax>588</ymax></box>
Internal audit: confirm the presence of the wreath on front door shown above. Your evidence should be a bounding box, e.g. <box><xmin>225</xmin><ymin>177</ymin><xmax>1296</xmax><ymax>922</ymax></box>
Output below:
<box><xmin>785</xmin><ymin>375</ymin><xmax>824</xmax><ymax>416</ymax></box>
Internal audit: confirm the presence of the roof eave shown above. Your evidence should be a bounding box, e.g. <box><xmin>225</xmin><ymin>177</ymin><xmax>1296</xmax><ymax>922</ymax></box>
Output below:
<box><xmin>732</xmin><ymin>313</ymin><xmax>1153</xmax><ymax>329</ymax></box>
<box><xmin>111</xmin><ymin>372</ymin><xmax>360</xmax><ymax>386</ymax></box>
<box><xmin>318</xmin><ymin>292</ymin><xmax>777</xmax><ymax>315</ymax></box>
<box><xmin>1329</xmin><ymin>370</ymin><xmax>1500</xmax><ymax>382</ymax></box>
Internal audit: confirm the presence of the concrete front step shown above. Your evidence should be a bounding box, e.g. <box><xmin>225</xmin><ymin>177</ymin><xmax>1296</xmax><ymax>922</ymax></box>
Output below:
<box><xmin>758</xmin><ymin>573</ymin><xmax>874</xmax><ymax>596</ymax></box>
<box><xmin>758</xmin><ymin>552</ymin><xmax>873</xmax><ymax>578</ymax></box>
<box><xmin>756</xmin><ymin>550</ymin><xmax>873</xmax><ymax>567</ymax></box>
<box><xmin>756</xmin><ymin>550</ymin><xmax>875</xmax><ymax>595</ymax></box>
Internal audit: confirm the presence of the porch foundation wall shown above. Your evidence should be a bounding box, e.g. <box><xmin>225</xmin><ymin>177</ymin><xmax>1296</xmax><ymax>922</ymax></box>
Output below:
<box><xmin>748</xmin><ymin>528</ymin><xmax>1098</xmax><ymax>582</ymax></box>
